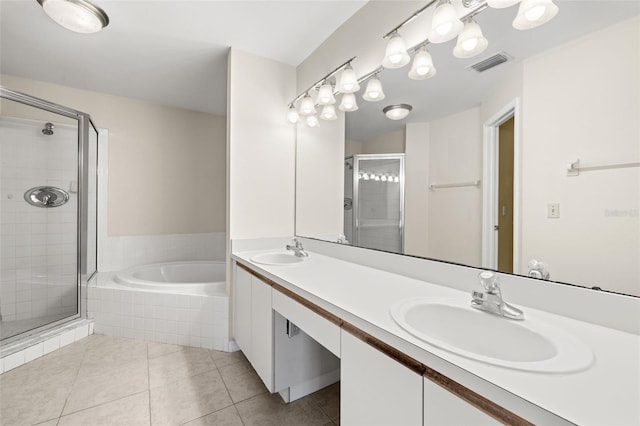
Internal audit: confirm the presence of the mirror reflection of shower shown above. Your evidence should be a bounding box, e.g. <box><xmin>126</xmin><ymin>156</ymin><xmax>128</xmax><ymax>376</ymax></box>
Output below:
<box><xmin>344</xmin><ymin>154</ymin><xmax>405</xmax><ymax>254</ymax></box>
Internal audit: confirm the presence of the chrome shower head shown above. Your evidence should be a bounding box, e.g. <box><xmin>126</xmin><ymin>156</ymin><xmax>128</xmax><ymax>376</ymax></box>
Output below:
<box><xmin>42</xmin><ymin>122</ymin><xmax>54</xmax><ymax>135</ymax></box>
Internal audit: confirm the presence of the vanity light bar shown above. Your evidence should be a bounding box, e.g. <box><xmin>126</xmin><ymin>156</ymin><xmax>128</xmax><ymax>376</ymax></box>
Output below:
<box><xmin>288</xmin><ymin>57</ymin><xmax>356</xmax><ymax>107</ymax></box>
<box><xmin>382</xmin><ymin>0</ymin><xmax>439</xmax><ymax>40</ymax></box>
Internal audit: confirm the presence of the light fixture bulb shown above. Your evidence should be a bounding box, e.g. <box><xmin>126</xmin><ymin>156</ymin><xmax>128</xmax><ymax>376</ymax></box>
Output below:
<box><xmin>381</xmin><ymin>175</ymin><xmax>387</xmax><ymax>182</ymax></box>
<box><xmin>37</xmin><ymin>0</ymin><xmax>109</xmax><ymax>34</ymax></box>
<box><xmin>305</xmin><ymin>114</ymin><xmax>320</xmax><ymax>128</ymax></box>
<box><xmin>430</xmin><ymin>0</ymin><xmax>464</xmax><ymax>44</ymax></box>
<box><xmin>363</xmin><ymin>173</ymin><xmax>369</xmax><ymax>180</ymax></box>
<box><xmin>338</xmin><ymin>64</ymin><xmax>360</xmax><ymax>94</ymax></box>
<box><xmin>487</xmin><ymin>0</ymin><xmax>521</xmax><ymax>8</ymax></box>
<box><xmin>513</xmin><ymin>0</ymin><xmax>558</xmax><ymax>30</ymax></box>
<box><xmin>453</xmin><ymin>20</ymin><xmax>488</xmax><ymax>59</ymax></box>
<box><xmin>382</xmin><ymin>32</ymin><xmax>411</xmax><ymax>69</ymax></box>
<box><xmin>408</xmin><ymin>48</ymin><xmax>437</xmax><ymax>80</ymax></box>
<box><xmin>394</xmin><ymin>176</ymin><xmax>400</xmax><ymax>183</ymax></box>
<box><xmin>339</xmin><ymin>93</ymin><xmax>359</xmax><ymax>112</ymax></box>
<box><xmin>383</xmin><ymin>104</ymin><xmax>412</xmax><ymax>120</ymax></box>
<box><xmin>320</xmin><ymin>105</ymin><xmax>338</xmax><ymax>121</ymax></box>
<box><xmin>316</xmin><ymin>82</ymin><xmax>336</xmax><ymax>105</ymax></box>
<box><xmin>362</xmin><ymin>76</ymin><xmax>386</xmax><ymax>102</ymax></box>
<box><xmin>374</xmin><ymin>175</ymin><xmax>381</xmax><ymax>181</ymax></box>
<box><xmin>286</xmin><ymin>106</ymin><xmax>299</xmax><ymax>124</ymax></box>
<box><xmin>299</xmin><ymin>93</ymin><xmax>316</xmax><ymax>116</ymax></box>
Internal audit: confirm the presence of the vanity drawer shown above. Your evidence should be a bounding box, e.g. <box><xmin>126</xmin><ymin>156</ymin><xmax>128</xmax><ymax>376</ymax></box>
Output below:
<box><xmin>272</xmin><ymin>289</ymin><xmax>341</xmax><ymax>357</ymax></box>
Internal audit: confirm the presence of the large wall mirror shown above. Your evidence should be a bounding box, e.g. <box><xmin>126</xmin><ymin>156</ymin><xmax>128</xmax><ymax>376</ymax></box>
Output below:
<box><xmin>296</xmin><ymin>1</ymin><xmax>640</xmax><ymax>297</ymax></box>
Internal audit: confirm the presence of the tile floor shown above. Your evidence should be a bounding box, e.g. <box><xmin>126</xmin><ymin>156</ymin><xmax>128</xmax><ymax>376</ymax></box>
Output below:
<box><xmin>0</xmin><ymin>335</ymin><xmax>340</xmax><ymax>426</ymax></box>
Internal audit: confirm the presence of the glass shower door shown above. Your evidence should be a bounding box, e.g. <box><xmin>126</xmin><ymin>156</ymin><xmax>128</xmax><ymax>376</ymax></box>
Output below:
<box><xmin>0</xmin><ymin>98</ymin><xmax>80</xmax><ymax>341</ymax></box>
<box><xmin>352</xmin><ymin>154</ymin><xmax>405</xmax><ymax>254</ymax></box>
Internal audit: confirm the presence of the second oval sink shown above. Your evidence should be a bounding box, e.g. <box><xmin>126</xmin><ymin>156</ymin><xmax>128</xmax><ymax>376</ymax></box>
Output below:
<box><xmin>250</xmin><ymin>251</ymin><xmax>306</xmax><ymax>266</ymax></box>
<box><xmin>390</xmin><ymin>298</ymin><xmax>593</xmax><ymax>373</ymax></box>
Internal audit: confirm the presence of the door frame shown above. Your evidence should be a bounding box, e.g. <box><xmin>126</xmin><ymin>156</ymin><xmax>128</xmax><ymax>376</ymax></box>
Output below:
<box><xmin>482</xmin><ymin>98</ymin><xmax>521</xmax><ymax>273</ymax></box>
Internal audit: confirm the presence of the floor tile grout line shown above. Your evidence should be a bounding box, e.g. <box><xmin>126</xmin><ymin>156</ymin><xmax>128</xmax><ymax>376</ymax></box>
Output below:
<box><xmin>56</xmin><ymin>341</ymin><xmax>90</xmax><ymax>421</ymax></box>
<box><xmin>56</xmin><ymin>389</ymin><xmax>151</xmax><ymax>422</ymax></box>
<box><xmin>232</xmin><ymin>403</ymin><xmax>247</xmax><ymax>426</ymax></box>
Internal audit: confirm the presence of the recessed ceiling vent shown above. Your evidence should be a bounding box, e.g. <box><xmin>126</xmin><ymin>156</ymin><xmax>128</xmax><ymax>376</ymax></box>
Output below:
<box><xmin>468</xmin><ymin>52</ymin><xmax>512</xmax><ymax>73</ymax></box>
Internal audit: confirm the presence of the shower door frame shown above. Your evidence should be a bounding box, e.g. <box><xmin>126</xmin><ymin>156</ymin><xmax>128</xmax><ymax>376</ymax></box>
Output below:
<box><xmin>351</xmin><ymin>153</ymin><xmax>406</xmax><ymax>254</ymax></box>
<box><xmin>0</xmin><ymin>86</ymin><xmax>97</xmax><ymax>344</ymax></box>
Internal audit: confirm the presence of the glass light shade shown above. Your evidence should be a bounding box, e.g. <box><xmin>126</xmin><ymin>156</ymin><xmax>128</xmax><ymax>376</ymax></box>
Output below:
<box><xmin>408</xmin><ymin>48</ymin><xmax>437</xmax><ymax>80</ymax></box>
<box><xmin>316</xmin><ymin>83</ymin><xmax>336</xmax><ymax>105</ymax></box>
<box><xmin>38</xmin><ymin>0</ymin><xmax>109</xmax><ymax>34</ymax></box>
<box><xmin>299</xmin><ymin>94</ymin><xmax>316</xmax><ymax>116</ymax></box>
<box><xmin>338</xmin><ymin>65</ymin><xmax>360</xmax><ymax>94</ymax></box>
<box><xmin>430</xmin><ymin>0</ymin><xmax>464</xmax><ymax>44</ymax></box>
<box><xmin>383</xmin><ymin>104</ymin><xmax>412</xmax><ymax>120</ymax></box>
<box><xmin>513</xmin><ymin>0</ymin><xmax>558</xmax><ymax>30</ymax></box>
<box><xmin>453</xmin><ymin>20</ymin><xmax>488</xmax><ymax>59</ymax></box>
<box><xmin>305</xmin><ymin>114</ymin><xmax>320</xmax><ymax>128</ymax></box>
<box><xmin>487</xmin><ymin>0</ymin><xmax>520</xmax><ymax>8</ymax></box>
<box><xmin>339</xmin><ymin>93</ymin><xmax>359</xmax><ymax>112</ymax></box>
<box><xmin>382</xmin><ymin>33</ymin><xmax>411</xmax><ymax>69</ymax></box>
<box><xmin>362</xmin><ymin>76</ymin><xmax>386</xmax><ymax>102</ymax></box>
<box><xmin>286</xmin><ymin>106</ymin><xmax>299</xmax><ymax>124</ymax></box>
<box><xmin>320</xmin><ymin>105</ymin><xmax>338</xmax><ymax>121</ymax></box>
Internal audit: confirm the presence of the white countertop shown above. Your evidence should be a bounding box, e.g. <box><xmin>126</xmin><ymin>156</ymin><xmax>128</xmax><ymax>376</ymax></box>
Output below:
<box><xmin>233</xmin><ymin>248</ymin><xmax>640</xmax><ymax>425</ymax></box>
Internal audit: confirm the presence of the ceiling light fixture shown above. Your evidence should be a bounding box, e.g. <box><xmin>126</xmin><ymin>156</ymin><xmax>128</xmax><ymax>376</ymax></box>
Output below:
<box><xmin>362</xmin><ymin>75</ymin><xmax>386</xmax><ymax>102</ymax></box>
<box><xmin>408</xmin><ymin>47</ymin><xmax>437</xmax><ymax>80</ymax></box>
<box><xmin>512</xmin><ymin>0</ymin><xmax>558</xmax><ymax>30</ymax></box>
<box><xmin>305</xmin><ymin>115</ymin><xmax>320</xmax><ymax>128</ymax></box>
<box><xmin>382</xmin><ymin>31</ymin><xmax>411</xmax><ymax>69</ymax></box>
<box><xmin>339</xmin><ymin>93</ymin><xmax>359</xmax><ymax>112</ymax></box>
<box><xmin>286</xmin><ymin>105</ymin><xmax>300</xmax><ymax>124</ymax></box>
<box><xmin>453</xmin><ymin>19</ymin><xmax>488</xmax><ymax>58</ymax></box>
<box><xmin>316</xmin><ymin>82</ymin><xmax>336</xmax><ymax>106</ymax></box>
<box><xmin>299</xmin><ymin>93</ymin><xmax>316</xmax><ymax>116</ymax></box>
<box><xmin>37</xmin><ymin>0</ymin><xmax>109</xmax><ymax>34</ymax></box>
<box><xmin>320</xmin><ymin>105</ymin><xmax>338</xmax><ymax>121</ymax></box>
<box><xmin>383</xmin><ymin>104</ymin><xmax>412</xmax><ymax>120</ymax></box>
<box><xmin>430</xmin><ymin>0</ymin><xmax>464</xmax><ymax>44</ymax></box>
<box><xmin>338</xmin><ymin>64</ymin><xmax>360</xmax><ymax>93</ymax></box>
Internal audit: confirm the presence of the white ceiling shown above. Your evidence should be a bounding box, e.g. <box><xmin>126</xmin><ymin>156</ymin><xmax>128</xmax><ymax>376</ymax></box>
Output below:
<box><xmin>0</xmin><ymin>0</ymin><xmax>367</xmax><ymax>116</ymax></box>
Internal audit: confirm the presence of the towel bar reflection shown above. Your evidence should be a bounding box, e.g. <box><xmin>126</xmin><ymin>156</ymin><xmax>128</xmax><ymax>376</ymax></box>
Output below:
<box><xmin>429</xmin><ymin>180</ymin><xmax>481</xmax><ymax>190</ymax></box>
<box><xmin>567</xmin><ymin>159</ymin><xmax>640</xmax><ymax>176</ymax></box>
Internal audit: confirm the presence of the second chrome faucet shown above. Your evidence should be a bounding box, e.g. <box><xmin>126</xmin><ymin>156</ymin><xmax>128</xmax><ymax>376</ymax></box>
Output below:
<box><xmin>286</xmin><ymin>238</ymin><xmax>309</xmax><ymax>258</ymax></box>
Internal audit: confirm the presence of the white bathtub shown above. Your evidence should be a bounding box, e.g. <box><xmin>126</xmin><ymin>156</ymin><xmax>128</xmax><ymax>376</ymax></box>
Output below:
<box><xmin>91</xmin><ymin>261</ymin><xmax>230</xmax><ymax>351</ymax></box>
<box><xmin>114</xmin><ymin>261</ymin><xmax>225</xmax><ymax>296</ymax></box>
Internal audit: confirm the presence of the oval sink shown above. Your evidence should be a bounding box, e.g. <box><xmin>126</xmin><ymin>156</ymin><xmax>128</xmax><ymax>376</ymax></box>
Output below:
<box><xmin>390</xmin><ymin>298</ymin><xmax>593</xmax><ymax>373</ymax></box>
<box><xmin>250</xmin><ymin>252</ymin><xmax>306</xmax><ymax>266</ymax></box>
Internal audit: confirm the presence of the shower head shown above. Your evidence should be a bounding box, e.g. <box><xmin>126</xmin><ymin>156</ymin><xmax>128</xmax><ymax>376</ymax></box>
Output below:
<box><xmin>42</xmin><ymin>122</ymin><xmax>54</xmax><ymax>135</ymax></box>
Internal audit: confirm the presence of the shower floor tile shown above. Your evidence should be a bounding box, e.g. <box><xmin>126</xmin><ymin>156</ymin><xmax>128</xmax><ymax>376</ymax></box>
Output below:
<box><xmin>0</xmin><ymin>335</ymin><xmax>340</xmax><ymax>426</ymax></box>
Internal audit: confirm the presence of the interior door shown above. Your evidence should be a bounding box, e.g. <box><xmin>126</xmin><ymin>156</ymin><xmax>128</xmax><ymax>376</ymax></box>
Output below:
<box><xmin>497</xmin><ymin>117</ymin><xmax>515</xmax><ymax>272</ymax></box>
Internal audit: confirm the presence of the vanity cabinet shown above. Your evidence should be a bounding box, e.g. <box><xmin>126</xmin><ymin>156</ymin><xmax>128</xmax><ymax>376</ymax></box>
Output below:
<box><xmin>233</xmin><ymin>264</ymin><xmax>273</xmax><ymax>391</ymax></box>
<box><xmin>341</xmin><ymin>329</ymin><xmax>423</xmax><ymax>426</ymax></box>
<box><xmin>423</xmin><ymin>378</ymin><xmax>499</xmax><ymax>426</ymax></box>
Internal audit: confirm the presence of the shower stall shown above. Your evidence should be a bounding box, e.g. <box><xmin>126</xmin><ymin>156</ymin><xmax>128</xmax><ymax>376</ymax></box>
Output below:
<box><xmin>0</xmin><ymin>87</ymin><xmax>97</xmax><ymax>345</ymax></box>
<box><xmin>344</xmin><ymin>154</ymin><xmax>405</xmax><ymax>254</ymax></box>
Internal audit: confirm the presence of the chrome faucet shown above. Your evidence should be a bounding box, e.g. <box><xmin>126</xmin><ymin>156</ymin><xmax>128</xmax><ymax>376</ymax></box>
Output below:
<box><xmin>286</xmin><ymin>238</ymin><xmax>309</xmax><ymax>258</ymax></box>
<box><xmin>528</xmin><ymin>259</ymin><xmax>550</xmax><ymax>280</ymax></box>
<box><xmin>471</xmin><ymin>271</ymin><xmax>524</xmax><ymax>320</ymax></box>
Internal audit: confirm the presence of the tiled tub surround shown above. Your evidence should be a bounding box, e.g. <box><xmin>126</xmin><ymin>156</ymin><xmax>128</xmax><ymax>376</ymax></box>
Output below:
<box><xmin>0</xmin><ymin>334</ymin><xmax>340</xmax><ymax>426</ymax></box>
<box><xmin>232</xmin><ymin>240</ymin><xmax>640</xmax><ymax>425</ymax></box>
<box><xmin>0</xmin><ymin>117</ymin><xmax>78</xmax><ymax>332</ymax></box>
<box><xmin>89</xmin><ymin>267</ymin><xmax>230</xmax><ymax>351</ymax></box>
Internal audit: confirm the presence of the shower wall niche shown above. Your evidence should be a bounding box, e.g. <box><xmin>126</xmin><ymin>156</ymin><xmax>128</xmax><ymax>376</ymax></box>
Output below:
<box><xmin>0</xmin><ymin>87</ymin><xmax>97</xmax><ymax>343</ymax></box>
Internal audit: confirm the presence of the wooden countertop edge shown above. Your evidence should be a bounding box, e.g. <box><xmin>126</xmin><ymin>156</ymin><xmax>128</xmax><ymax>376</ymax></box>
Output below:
<box><xmin>236</xmin><ymin>260</ymin><xmax>533</xmax><ymax>426</ymax></box>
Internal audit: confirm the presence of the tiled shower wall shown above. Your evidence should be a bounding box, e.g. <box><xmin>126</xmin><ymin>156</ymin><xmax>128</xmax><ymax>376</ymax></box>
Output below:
<box><xmin>0</xmin><ymin>117</ymin><xmax>78</xmax><ymax>323</ymax></box>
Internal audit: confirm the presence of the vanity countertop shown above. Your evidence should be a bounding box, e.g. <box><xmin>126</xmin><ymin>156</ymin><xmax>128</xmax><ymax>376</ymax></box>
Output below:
<box><xmin>232</xmin><ymin>248</ymin><xmax>640</xmax><ymax>425</ymax></box>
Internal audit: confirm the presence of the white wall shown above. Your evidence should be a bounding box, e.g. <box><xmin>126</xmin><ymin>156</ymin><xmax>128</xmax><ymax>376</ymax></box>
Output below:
<box><xmin>1</xmin><ymin>74</ymin><xmax>226</xmax><ymax>237</ymax></box>
<box><xmin>361</xmin><ymin>129</ymin><xmax>405</xmax><ymax>154</ymax></box>
<box><xmin>227</xmin><ymin>48</ymin><xmax>296</xmax><ymax>241</ymax></box>
<box><xmin>405</xmin><ymin>123</ymin><xmax>430</xmax><ymax>256</ymax></box>
<box><xmin>520</xmin><ymin>17</ymin><xmax>639</xmax><ymax>294</ymax></box>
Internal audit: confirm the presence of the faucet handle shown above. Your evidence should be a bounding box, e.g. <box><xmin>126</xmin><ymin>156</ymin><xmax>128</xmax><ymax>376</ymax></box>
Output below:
<box><xmin>478</xmin><ymin>271</ymin><xmax>500</xmax><ymax>292</ymax></box>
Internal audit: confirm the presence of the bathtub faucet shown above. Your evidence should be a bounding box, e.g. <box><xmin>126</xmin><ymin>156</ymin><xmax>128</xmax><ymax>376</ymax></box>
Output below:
<box><xmin>286</xmin><ymin>238</ymin><xmax>309</xmax><ymax>258</ymax></box>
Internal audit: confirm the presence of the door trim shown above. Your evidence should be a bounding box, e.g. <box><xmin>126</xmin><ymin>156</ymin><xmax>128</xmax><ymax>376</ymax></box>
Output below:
<box><xmin>482</xmin><ymin>98</ymin><xmax>521</xmax><ymax>273</ymax></box>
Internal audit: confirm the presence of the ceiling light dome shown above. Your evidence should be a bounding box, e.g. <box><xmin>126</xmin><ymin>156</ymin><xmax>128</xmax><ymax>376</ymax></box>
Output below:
<box><xmin>37</xmin><ymin>0</ymin><xmax>109</xmax><ymax>34</ymax></box>
<box><xmin>453</xmin><ymin>19</ymin><xmax>488</xmax><ymax>58</ymax></box>
<box><xmin>430</xmin><ymin>0</ymin><xmax>464</xmax><ymax>44</ymax></box>
<box><xmin>299</xmin><ymin>93</ymin><xmax>316</xmax><ymax>116</ymax></box>
<box><xmin>305</xmin><ymin>114</ymin><xmax>320</xmax><ymax>128</ymax></box>
<box><xmin>339</xmin><ymin>93</ymin><xmax>359</xmax><ymax>112</ymax></box>
<box><xmin>513</xmin><ymin>0</ymin><xmax>559</xmax><ymax>30</ymax></box>
<box><xmin>408</xmin><ymin>47</ymin><xmax>437</xmax><ymax>80</ymax></box>
<box><xmin>382</xmin><ymin>32</ymin><xmax>411</xmax><ymax>69</ymax></box>
<box><xmin>362</xmin><ymin>76</ymin><xmax>385</xmax><ymax>102</ymax></box>
<box><xmin>338</xmin><ymin>64</ymin><xmax>360</xmax><ymax>94</ymax></box>
<box><xmin>316</xmin><ymin>82</ymin><xmax>336</xmax><ymax>106</ymax></box>
<box><xmin>320</xmin><ymin>105</ymin><xmax>338</xmax><ymax>121</ymax></box>
<box><xmin>487</xmin><ymin>0</ymin><xmax>521</xmax><ymax>8</ymax></box>
<box><xmin>286</xmin><ymin>105</ymin><xmax>300</xmax><ymax>124</ymax></box>
<box><xmin>383</xmin><ymin>104</ymin><xmax>412</xmax><ymax>120</ymax></box>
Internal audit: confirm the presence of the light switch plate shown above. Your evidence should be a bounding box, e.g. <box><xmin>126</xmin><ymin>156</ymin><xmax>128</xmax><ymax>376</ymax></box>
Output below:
<box><xmin>548</xmin><ymin>203</ymin><xmax>560</xmax><ymax>218</ymax></box>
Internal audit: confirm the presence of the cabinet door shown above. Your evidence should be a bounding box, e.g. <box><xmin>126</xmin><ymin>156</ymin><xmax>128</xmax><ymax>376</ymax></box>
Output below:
<box><xmin>341</xmin><ymin>330</ymin><xmax>422</xmax><ymax>426</ymax></box>
<box><xmin>251</xmin><ymin>275</ymin><xmax>274</xmax><ymax>392</ymax></box>
<box><xmin>423</xmin><ymin>378</ymin><xmax>500</xmax><ymax>426</ymax></box>
<box><xmin>233</xmin><ymin>264</ymin><xmax>252</xmax><ymax>356</ymax></box>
